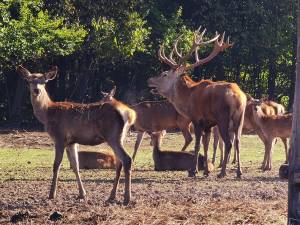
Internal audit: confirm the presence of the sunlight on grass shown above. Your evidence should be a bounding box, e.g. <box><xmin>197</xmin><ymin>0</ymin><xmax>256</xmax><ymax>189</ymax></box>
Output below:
<box><xmin>0</xmin><ymin>133</ymin><xmax>288</xmax><ymax>181</ymax></box>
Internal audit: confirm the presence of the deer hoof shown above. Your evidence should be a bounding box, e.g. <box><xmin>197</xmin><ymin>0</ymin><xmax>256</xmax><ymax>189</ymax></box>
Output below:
<box><xmin>188</xmin><ymin>170</ymin><xmax>197</xmax><ymax>177</ymax></box>
<box><xmin>217</xmin><ymin>172</ymin><xmax>226</xmax><ymax>178</ymax></box>
<box><xmin>48</xmin><ymin>192</ymin><xmax>56</xmax><ymax>199</ymax></box>
<box><xmin>236</xmin><ymin>171</ymin><xmax>242</xmax><ymax>179</ymax></box>
<box><xmin>123</xmin><ymin>198</ymin><xmax>130</xmax><ymax>206</ymax></box>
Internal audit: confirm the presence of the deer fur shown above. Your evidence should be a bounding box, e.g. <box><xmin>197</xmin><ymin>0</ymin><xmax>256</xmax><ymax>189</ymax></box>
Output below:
<box><xmin>17</xmin><ymin>65</ymin><xmax>136</xmax><ymax>205</ymax></box>
<box><xmin>78</xmin><ymin>151</ymin><xmax>116</xmax><ymax>169</ymax></box>
<box><xmin>100</xmin><ymin>87</ymin><xmax>194</xmax><ymax>161</ymax></box>
<box><xmin>151</xmin><ymin>132</ymin><xmax>214</xmax><ymax>173</ymax></box>
<box><xmin>252</xmin><ymin>103</ymin><xmax>292</xmax><ymax>170</ymax></box>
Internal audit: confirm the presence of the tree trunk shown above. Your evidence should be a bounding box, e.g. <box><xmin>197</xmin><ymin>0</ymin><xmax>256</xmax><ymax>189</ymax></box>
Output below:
<box><xmin>288</xmin><ymin>0</ymin><xmax>300</xmax><ymax>223</ymax></box>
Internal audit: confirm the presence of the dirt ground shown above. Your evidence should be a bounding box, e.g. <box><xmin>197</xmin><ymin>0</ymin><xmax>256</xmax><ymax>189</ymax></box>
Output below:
<box><xmin>0</xmin><ymin>130</ymin><xmax>288</xmax><ymax>225</ymax></box>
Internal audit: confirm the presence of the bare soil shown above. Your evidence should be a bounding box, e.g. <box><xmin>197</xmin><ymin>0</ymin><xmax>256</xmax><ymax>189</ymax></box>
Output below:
<box><xmin>0</xmin><ymin>130</ymin><xmax>288</xmax><ymax>225</ymax></box>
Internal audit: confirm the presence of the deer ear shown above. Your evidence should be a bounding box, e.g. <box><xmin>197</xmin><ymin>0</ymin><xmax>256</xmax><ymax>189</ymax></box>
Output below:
<box><xmin>17</xmin><ymin>65</ymin><xmax>31</xmax><ymax>79</ymax></box>
<box><xmin>245</xmin><ymin>93</ymin><xmax>253</xmax><ymax>101</ymax></box>
<box><xmin>45</xmin><ymin>66</ymin><xmax>58</xmax><ymax>82</ymax></box>
<box><xmin>109</xmin><ymin>86</ymin><xmax>116</xmax><ymax>98</ymax></box>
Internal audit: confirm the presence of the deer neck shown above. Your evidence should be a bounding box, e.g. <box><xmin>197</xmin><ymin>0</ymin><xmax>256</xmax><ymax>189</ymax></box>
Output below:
<box><xmin>30</xmin><ymin>86</ymin><xmax>52</xmax><ymax>125</ymax></box>
<box><xmin>167</xmin><ymin>77</ymin><xmax>193</xmax><ymax>119</ymax></box>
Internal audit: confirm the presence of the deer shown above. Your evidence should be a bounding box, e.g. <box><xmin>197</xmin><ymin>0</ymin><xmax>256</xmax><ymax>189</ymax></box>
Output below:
<box><xmin>212</xmin><ymin>97</ymin><xmax>288</xmax><ymax>170</ymax></box>
<box><xmin>100</xmin><ymin>87</ymin><xmax>193</xmax><ymax>161</ymax></box>
<box><xmin>17</xmin><ymin>65</ymin><xmax>136</xmax><ymax>205</ymax></box>
<box><xmin>147</xmin><ymin>27</ymin><xmax>247</xmax><ymax>178</ymax></box>
<box><xmin>251</xmin><ymin>100</ymin><xmax>292</xmax><ymax>170</ymax></box>
<box><xmin>78</xmin><ymin>151</ymin><xmax>116</xmax><ymax>169</ymax></box>
<box><xmin>150</xmin><ymin>131</ymin><xmax>214</xmax><ymax>173</ymax></box>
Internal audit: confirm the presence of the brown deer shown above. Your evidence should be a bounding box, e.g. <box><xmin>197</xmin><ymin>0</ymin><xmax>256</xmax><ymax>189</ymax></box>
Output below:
<box><xmin>212</xmin><ymin>97</ymin><xmax>288</xmax><ymax>170</ymax></box>
<box><xmin>251</xmin><ymin>101</ymin><xmax>292</xmax><ymax>170</ymax></box>
<box><xmin>148</xmin><ymin>27</ymin><xmax>246</xmax><ymax>178</ymax></box>
<box><xmin>78</xmin><ymin>151</ymin><xmax>116</xmax><ymax>169</ymax></box>
<box><xmin>17</xmin><ymin>65</ymin><xmax>136</xmax><ymax>205</ymax></box>
<box><xmin>100</xmin><ymin>87</ymin><xmax>193</xmax><ymax>161</ymax></box>
<box><xmin>151</xmin><ymin>131</ymin><xmax>214</xmax><ymax>173</ymax></box>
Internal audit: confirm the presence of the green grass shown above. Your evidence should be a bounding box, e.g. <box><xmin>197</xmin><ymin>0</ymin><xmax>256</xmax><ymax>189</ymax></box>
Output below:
<box><xmin>0</xmin><ymin>133</ymin><xmax>287</xmax><ymax>181</ymax></box>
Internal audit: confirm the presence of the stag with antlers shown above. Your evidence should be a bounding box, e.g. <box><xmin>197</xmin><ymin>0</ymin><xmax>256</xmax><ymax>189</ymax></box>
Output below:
<box><xmin>148</xmin><ymin>27</ymin><xmax>247</xmax><ymax>178</ymax></box>
<box><xmin>17</xmin><ymin>66</ymin><xmax>136</xmax><ymax>205</ymax></box>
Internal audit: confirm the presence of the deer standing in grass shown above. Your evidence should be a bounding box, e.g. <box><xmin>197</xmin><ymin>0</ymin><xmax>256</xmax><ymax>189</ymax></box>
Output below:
<box><xmin>212</xmin><ymin>97</ymin><xmax>288</xmax><ymax>170</ymax></box>
<box><xmin>251</xmin><ymin>100</ymin><xmax>292</xmax><ymax>170</ymax></box>
<box><xmin>101</xmin><ymin>88</ymin><xmax>193</xmax><ymax>161</ymax></box>
<box><xmin>17</xmin><ymin>65</ymin><xmax>136</xmax><ymax>205</ymax></box>
<box><xmin>148</xmin><ymin>27</ymin><xmax>247</xmax><ymax>178</ymax></box>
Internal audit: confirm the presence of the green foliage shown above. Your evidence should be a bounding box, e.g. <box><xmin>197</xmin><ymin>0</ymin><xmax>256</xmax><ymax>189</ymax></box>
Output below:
<box><xmin>0</xmin><ymin>0</ymin><xmax>87</xmax><ymax>68</ymax></box>
<box><xmin>90</xmin><ymin>12</ymin><xmax>151</xmax><ymax>65</ymax></box>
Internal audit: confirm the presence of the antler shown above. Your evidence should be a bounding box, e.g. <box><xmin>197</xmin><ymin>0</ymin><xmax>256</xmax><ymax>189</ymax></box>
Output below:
<box><xmin>185</xmin><ymin>31</ymin><xmax>233</xmax><ymax>70</ymax></box>
<box><xmin>158</xmin><ymin>26</ymin><xmax>233</xmax><ymax>70</ymax></box>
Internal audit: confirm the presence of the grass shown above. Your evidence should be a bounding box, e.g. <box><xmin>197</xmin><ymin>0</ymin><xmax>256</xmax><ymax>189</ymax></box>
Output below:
<box><xmin>0</xmin><ymin>132</ymin><xmax>288</xmax><ymax>224</ymax></box>
<box><xmin>0</xmin><ymin>133</ymin><xmax>287</xmax><ymax>181</ymax></box>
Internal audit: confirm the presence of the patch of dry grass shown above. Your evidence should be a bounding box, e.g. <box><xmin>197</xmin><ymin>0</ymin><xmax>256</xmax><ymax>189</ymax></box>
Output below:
<box><xmin>0</xmin><ymin>131</ymin><xmax>288</xmax><ymax>224</ymax></box>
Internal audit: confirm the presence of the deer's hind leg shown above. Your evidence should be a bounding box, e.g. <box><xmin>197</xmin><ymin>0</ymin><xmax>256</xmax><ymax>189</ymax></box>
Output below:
<box><xmin>132</xmin><ymin>131</ymin><xmax>145</xmax><ymax>161</ymax></box>
<box><xmin>66</xmin><ymin>143</ymin><xmax>86</xmax><ymax>199</ymax></box>
<box><xmin>107</xmin><ymin>138</ymin><xmax>132</xmax><ymax>205</ymax></box>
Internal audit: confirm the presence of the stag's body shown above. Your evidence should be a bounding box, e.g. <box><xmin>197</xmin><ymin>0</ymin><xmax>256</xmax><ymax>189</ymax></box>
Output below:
<box><xmin>131</xmin><ymin>100</ymin><xmax>192</xmax><ymax>160</ymax></box>
<box><xmin>78</xmin><ymin>151</ymin><xmax>116</xmax><ymax>169</ymax></box>
<box><xmin>18</xmin><ymin>66</ymin><xmax>135</xmax><ymax>205</ymax></box>
<box><xmin>252</xmin><ymin>104</ymin><xmax>292</xmax><ymax>169</ymax></box>
<box><xmin>151</xmin><ymin>132</ymin><xmax>213</xmax><ymax>173</ymax></box>
<box><xmin>148</xmin><ymin>28</ymin><xmax>246</xmax><ymax>178</ymax></box>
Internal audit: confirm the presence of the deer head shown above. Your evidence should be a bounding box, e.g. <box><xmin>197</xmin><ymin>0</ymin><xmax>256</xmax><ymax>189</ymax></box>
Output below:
<box><xmin>17</xmin><ymin>65</ymin><xmax>58</xmax><ymax>97</ymax></box>
<box><xmin>100</xmin><ymin>86</ymin><xmax>117</xmax><ymax>102</ymax></box>
<box><xmin>147</xmin><ymin>26</ymin><xmax>233</xmax><ymax>99</ymax></box>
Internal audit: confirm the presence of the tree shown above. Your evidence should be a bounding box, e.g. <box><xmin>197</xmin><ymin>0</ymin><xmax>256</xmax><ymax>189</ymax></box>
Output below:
<box><xmin>288</xmin><ymin>0</ymin><xmax>300</xmax><ymax>223</ymax></box>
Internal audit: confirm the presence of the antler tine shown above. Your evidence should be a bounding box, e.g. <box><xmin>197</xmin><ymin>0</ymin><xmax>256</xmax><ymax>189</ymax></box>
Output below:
<box><xmin>169</xmin><ymin>49</ymin><xmax>177</xmax><ymax>64</ymax></box>
<box><xmin>185</xmin><ymin>31</ymin><xmax>233</xmax><ymax>71</ymax></box>
<box><xmin>194</xmin><ymin>46</ymin><xmax>199</xmax><ymax>62</ymax></box>
<box><xmin>195</xmin><ymin>25</ymin><xmax>202</xmax><ymax>34</ymax></box>
<box><xmin>158</xmin><ymin>45</ymin><xmax>178</xmax><ymax>68</ymax></box>
<box><xmin>173</xmin><ymin>35</ymin><xmax>183</xmax><ymax>58</ymax></box>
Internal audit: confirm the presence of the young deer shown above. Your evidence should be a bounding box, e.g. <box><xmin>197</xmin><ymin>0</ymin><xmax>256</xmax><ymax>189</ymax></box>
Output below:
<box><xmin>151</xmin><ymin>131</ymin><xmax>214</xmax><ymax>174</ymax></box>
<box><xmin>252</xmin><ymin>101</ymin><xmax>292</xmax><ymax>170</ymax></box>
<box><xmin>212</xmin><ymin>97</ymin><xmax>288</xmax><ymax>170</ymax></box>
<box><xmin>17</xmin><ymin>65</ymin><xmax>136</xmax><ymax>205</ymax></box>
<box><xmin>148</xmin><ymin>27</ymin><xmax>246</xmax><ymax>178</ymax></box>
<box><xmin>78</xmin><ymin>151</ymin><xmax>116</xmax><ymax>169</ymax></box>
<box><xmin>100</xmin><ymin>87</ymin><xmax>193</xmax><ymax>161</ymax></box>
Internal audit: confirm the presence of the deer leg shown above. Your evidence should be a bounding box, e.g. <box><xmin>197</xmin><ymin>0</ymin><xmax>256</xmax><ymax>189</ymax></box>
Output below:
<box><xmin>232</xmin><ymin>136</ymin><xmax>237</xmax><ymax>164</ymax></box>
<box><xmin>180</xmin><ymin>127</ymin><xmax>193</xmax><ymax>151</ymax></box>
<box><xmin>107</xmin><ymin>140</ymin><xmax>132</xmax><ymax>205</ymax></box>
<box><xmin>202</xmin><ymin>128</ymin><xmax>211</xmax><ymax>176</ymax></box>
<box><xmin>256</xmin><ymin>129</ymin><xmax>269</xmax><ymax>170</ymax></box>
<box><xmin>281</xmin><ymin>138</ymin><xmax>288</xmax><ymax>163</ymax></box>
<box><xmin>189</xmin><ymin>121</ymin><xmax>204</xmax><ymax>177</ymax></box>
<box><xmin>107</xmin><ymin>158</ymin><xmax>122</xmax><ymax>202</ymax></box>
<box><xmin>218</xmin><ymin>137</ymin><xmax>224</xmax><ymax>168</ymax></box>
<box><xmin>263</xmin><ymin>139</ymin><xmax>273</xmax><ymax>171</ymax></box>
<box><xmin>66</xmin><ymin>144</ymin><xmax>86</xmax><ymax>199</ymax></box>
<box><xmin>234</xmin><ymin>134</ymin><xmax>242</xmax><ymax>178</ymax></box>
<box><xmin>132</xmin><ymin>132</ymin><xmax>145</xmax><ymax>161</ymax></box>
<box><xmin>212</xmin><ymin>126</ymin><xmax>219</xmax><ymax>164</ymax></box>
<box><xmin>49</xmin><ymin>142</ymin><xmax>64</xmax><ymax>199</ymax></box>
<box><xmin>217</xmin><ymin>125</ymin><xmax>234</xmax><ymax>178</ymax></box>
